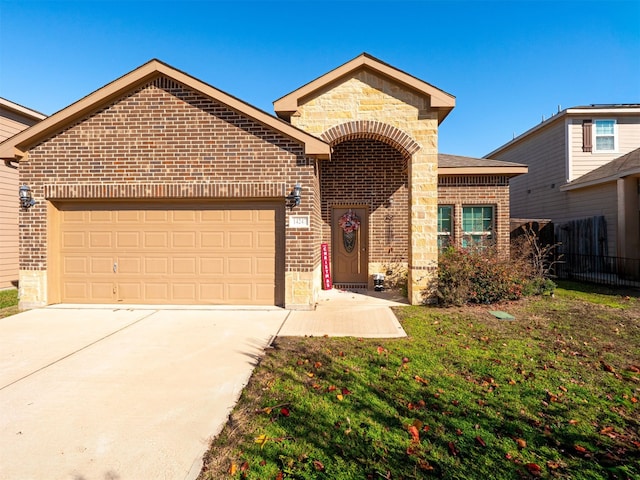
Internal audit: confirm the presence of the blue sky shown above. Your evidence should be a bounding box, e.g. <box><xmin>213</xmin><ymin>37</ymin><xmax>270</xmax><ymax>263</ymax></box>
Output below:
<box><xmin>1</xmin><ymin>0</ymin><xmax>639</xmax><ymax>157</ymax></box>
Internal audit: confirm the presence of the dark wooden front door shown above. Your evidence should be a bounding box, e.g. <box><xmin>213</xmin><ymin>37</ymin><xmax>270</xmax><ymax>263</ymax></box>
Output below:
<box><xmin>332</xmin><ymin>207</ymin><xmax>368</xmax><ymax>284</ymax></box>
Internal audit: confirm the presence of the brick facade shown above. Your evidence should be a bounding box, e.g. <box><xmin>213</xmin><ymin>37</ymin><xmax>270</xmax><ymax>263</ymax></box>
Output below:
<box><xmin>320</xmin><ymin>138</ymin><xmax>409</xmax><ymax>278</ymax></box>
<box><xmin>437</xmin><ymin>176</ymin><xmax>511</xmax><ymax>256</ymax></box>
<box><xmin>19</xmin><ymin>76</ymin><xmax>319</xmax><ymax>307</ymax></box>
<box><xmin>7</xmin><ymin>55</ymin><xmax>525</xmax><ymax>309</ymax></box>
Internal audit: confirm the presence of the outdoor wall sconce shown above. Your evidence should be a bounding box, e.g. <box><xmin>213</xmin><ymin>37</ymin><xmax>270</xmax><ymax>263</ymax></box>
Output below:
<box><xmin>19</xmin><ymin>184</ymin><xmax>36</xmax><ymax>209</ymax></box>
<box><xmin>286</xmin><ymin>183</ymin><xmax>302</xmax><ymax>210</ymax></box>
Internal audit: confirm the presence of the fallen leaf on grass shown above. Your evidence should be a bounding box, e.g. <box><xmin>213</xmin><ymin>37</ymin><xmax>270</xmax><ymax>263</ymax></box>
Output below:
<box><xmin>313</xmin><ymin>460</ymin><xmax>325</xmax><ymax>471</ymax></box>
<box><xmin>337</xmin><ymin>394</ymin><xmax>344</xmax><ymax>401</ymax></box>
<box><xmin>314</xmin><ymin>361</ymin><xmax>322</xmax><ymax>369</ymax></box>
<box><xmin>418</xmin><ymin>459</ymin><xmax>434</xmax><ymax>471</ymax></box>
<box><xmin>515</xmin><ymin>438</ymin><xmax>527</xmax><ymax>449</ymax></box>
<box><xmin>240</xmin><ymin>461</ymin><xmax>249</xmax><ymax>472</ymax></box>
<box><xmin>408</xmin><ymin>425</ymin><xmax>420</xmax><ymax>443</ymax></box>
<box><xmin>341</xmin><ymin>387</ymin><xmax>351</xmax><ymax>395</ymax></box>
<box><xmin>628</xmin><ymin>365</ymin><xmax>640</xmax><ymax>373</ymax></box>
<box><xmin>475</xmin><ymin>436</ymin><xmax>486</xmax><ymax>447</ymax></box>
<box><xmin>377</xmin><ymin>346</ymin><xmax>385</xmax><ymax>355</ymax></box>
<box><xmin>448</xmin><ymin>441</ymin><xmax>459</xmax><ymax>456</ymax></box>
<box><xmin>525</xmin><ymin>463</ymin><xmax>542</xmax><ymax>476</ymax></box>
<box><xmin>414</xmin><ymin>375</ymin><xmax>429</xmax><ymax>385</ymax></box>
<box><xmin>229</xmin><ymin>462</ymin><xmax>237</xmax><ymax>475</ymax></box>
<box><xmin>306</xmin><ymin>372</ymin><xmax>315</xmax><ymax>378</ymax></box>
<box><xmin>280</xmin><ymin>407</ymin><xmax>290</xmax><ymax>417</ymax></box>
<box><xmin>275</xmin><ymin>471</ymin><xmax>284</xmax><ymax>480</ymax></box>
<box><xmin>600</xmin><ymin>360</ymin><xmax>616</xmax><ymax>373</ymax></box>
<box><xmin>254</xmin><ymin>434</ymin><xmax>269</xmax><ymax>449</ymax></box>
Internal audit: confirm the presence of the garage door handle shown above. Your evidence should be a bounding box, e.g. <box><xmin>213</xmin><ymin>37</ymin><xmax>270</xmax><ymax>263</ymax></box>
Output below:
<box><xmin>113</xmin><ymin>263</ymin><xmax>117</xmax><ymax>273</ymax></box>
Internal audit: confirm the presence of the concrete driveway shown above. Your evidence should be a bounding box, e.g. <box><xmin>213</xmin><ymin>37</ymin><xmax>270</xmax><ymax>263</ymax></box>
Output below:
<box><xmin>0</xmin><ymin>305</ymin><xmax>288</xmax><ymax>480</ymax></box>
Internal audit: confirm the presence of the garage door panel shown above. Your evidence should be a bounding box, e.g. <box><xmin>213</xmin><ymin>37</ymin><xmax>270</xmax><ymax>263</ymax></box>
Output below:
<box><xmin>90</xmin><ymin>257</ymin><xmax>114</xmax><ymax>274</ymax></box>
<box><xmin>228</xmin><ymin>232</ymin><xmax>253</xmax><ymax>248</ymax></box>
<box><xmin>172</xmin><ymin>257</ymin><xmax>197</xmax><ymax>275</ymax></box>
<box><xmin>172</xmin><ymin>283</ymin><xmax>196</xmax><ymax>302</ymax></box>
<box><xmin>229</xmin><ymin>210</ymin><xmax>253</xmax><ymax>222</ymax></box>
<box><xmin>172</xmin><ymin>232</ymin><xmax>196</xmax><ymax>248</ymax></box>
<box><xmin>63</xmin><ymin>257</ymin><xmax>87</xmax><ymax>275</ymax></box>
<box><xmin>200</xmin><ymin>257</ymin><xmax>224</xmax><ymax>275</ymax></box>
<box><xmin>89</xmin><ymin>211</ymin><xmax>113</xmax><ymax>222</ymax></box>
<box><xmin>91</xmin><ymin>283</ymin><xmax>115</xmax><ymax>301</ymax></box>
<box><xmin>145</xmin><ymin>210</ymin><xmax>168</xmax><ymax>223</ymax></box>
<box><xmin>62</xmin><ymin>232</ymin><xmax>86</xmax><ymax>248</ymax></box>
<box><xmin>228</xmin><ymin>257</ymin><xmax>252</xmax><ymax>275</ymax></box>
<box><xmin>89</xmin><ymin>232</ymin><xmax>113</xmax><ymax>248</ymax></box>
<box><xmin>201</xmin><ymin>232</ymin><xmax>224</xmax><ymax>248</ymax></box>
<box><xmin>256</xmin><ymin>257</ymin><xmax>275</xmax><ymax>275</ymax></box>
<box><xmin>144</xmin><ymin>283</ymin><xmax>169</xmax><ymax>301</ymax></box>
<box><xmin>145</xmin><ymin>257</ymin><xmax>169</xmax><ymax>275</ymax></box>
<box><xmin>118</xmin><ymin>257</ymin><xmax>142</xmax><ymax>275</ymax></box>
<box><xmin>116</xmin><ymin>232</ymin><xmax>141</xmax><ymax>248</ymax></box>
<box><xmin>117</xmin><ymin>282</ymin><xmax>142</xmax><ymax>301</ymax></box>
<box><xmin>116</xmin><ymin>210</ymin><xmax>141</xmax><ymax>222</ymax></box>
<box><xmin>58</xmin><ymin>202</ymin><xmax>277</xmax><ymax>305</ymax></box>
<box><xmin>201</xmin><ymin>210</ymin><xmax>224</xmax><ymax>222</ymax></box>
<box><xmin>257</xmin><ymin>231</ymin><xmax>275</xmax><ymax>248</ymax></box>
<box><xmin>144</xmin><ymin>232</ymin><xmax>169</xmax><ymax>248</ymax></box>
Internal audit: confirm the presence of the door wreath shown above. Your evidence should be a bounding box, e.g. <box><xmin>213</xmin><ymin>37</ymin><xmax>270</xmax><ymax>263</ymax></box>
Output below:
<box><xmin>338</xmin><ymin>209</ymin><xmax>361</xmax><ymax>253</ymax></box>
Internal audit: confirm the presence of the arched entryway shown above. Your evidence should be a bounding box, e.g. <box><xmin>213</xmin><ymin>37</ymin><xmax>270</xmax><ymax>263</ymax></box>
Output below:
<box><xmin>320</xmin><ymin>121</ymin><xmax>420</xmax><ymax>289</ymax></box>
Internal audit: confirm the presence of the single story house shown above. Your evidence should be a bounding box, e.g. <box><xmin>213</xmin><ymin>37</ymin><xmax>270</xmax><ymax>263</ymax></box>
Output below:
<box><xmin>0</xmin><ymin>53</ymin><xmax>526</xmax><ymax>310</ymax></box>
<box><xmin>0</xmin><ymin>98</ymin><xmax>47</xmax><ymax>289</ymax></box>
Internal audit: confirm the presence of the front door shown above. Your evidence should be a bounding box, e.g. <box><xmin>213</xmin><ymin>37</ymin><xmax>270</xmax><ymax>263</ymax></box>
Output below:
<box><xmin>332</xmin><ymin>207</ymin><xmax>368</xmax><ymax>284</ymax></box>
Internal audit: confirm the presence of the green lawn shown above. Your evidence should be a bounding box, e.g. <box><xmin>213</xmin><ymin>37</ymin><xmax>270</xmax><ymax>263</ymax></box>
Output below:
<box><xmin>0</xmin><ymin>288</ymin><xmax>18</xmax><ymax>318</ymax></box>
<box><xmin>199</xmin><ymin>284</ymin><xmax>640</xmax><ymax>479</ymax></box>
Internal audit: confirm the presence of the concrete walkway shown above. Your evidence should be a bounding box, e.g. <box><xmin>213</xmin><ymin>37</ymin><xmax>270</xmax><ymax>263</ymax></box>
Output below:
<box><xmin>0</xmin><ymin>289</ymin><xmax>407</xmax><ymax>480</ymax></box>
<box><xmin>280</xmin><ymin>287</ymin><xmax>408</xmax><ymax>338</ymax></box>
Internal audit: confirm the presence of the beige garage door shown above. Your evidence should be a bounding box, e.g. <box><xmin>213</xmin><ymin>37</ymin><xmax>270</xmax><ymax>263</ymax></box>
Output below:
<box><xmin>55</xmin><ymin>202</ymin><xmax>277</xmax><ymax>305</ymax></box>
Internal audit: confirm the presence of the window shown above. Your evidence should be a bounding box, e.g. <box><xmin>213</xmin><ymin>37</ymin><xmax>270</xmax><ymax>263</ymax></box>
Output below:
<box><xmin>437</xmin><ymin>206</ymin><xmax>452</xmax><ymax>250</ymax></box>
<box><xmin>462</xmin><ymin>206</ymin><xmax>493</xmax><ymax>247</ymax></box>
<box><xmin>594</xmin><ymin>120</ymin><xmax>616</xmax><ymax>152</ymax></box>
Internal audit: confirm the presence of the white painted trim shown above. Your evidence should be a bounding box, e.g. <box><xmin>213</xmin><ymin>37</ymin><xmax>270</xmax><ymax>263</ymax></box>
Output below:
<box><xmin>592</xmin><ymin>119</ymin><xmax>618</xmax><ymax>154</ymax></box>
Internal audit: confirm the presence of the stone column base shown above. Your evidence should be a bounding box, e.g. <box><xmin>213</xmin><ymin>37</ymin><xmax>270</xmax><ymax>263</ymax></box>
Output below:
<box><xmin>18</xmin><ymin>270</ymin><xmax>47</xmax><ymax>310</ymax></box>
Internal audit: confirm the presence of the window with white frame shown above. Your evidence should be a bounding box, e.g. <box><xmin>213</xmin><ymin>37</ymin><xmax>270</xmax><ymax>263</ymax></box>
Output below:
<box><xmin>462</xmin><ymin>206</ymin><xmax>493</xmax><ymax>247</ymax></box>
<box><xmin>594</xmin><ymin>119</ymin><xmax>616</xmax><ymax>152</ymax></box>
<box><xmin>437</xmin><ymin>206</ymin><xmax>452</xmax><ymax>250</ymax></box>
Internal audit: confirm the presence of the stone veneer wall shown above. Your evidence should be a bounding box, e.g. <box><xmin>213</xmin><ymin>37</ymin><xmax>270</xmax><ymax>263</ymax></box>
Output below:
<box><xmin>289</xmin><ymin>70</ymin><xmax>439</xmax><ymax>304</ymax></box>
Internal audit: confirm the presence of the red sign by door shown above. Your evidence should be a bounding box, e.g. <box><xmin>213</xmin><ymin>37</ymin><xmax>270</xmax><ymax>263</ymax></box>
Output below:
<box><xmin>321</xmin><ymin>243</ymin><xmax>332</xmax><ymax>290</ymax></box>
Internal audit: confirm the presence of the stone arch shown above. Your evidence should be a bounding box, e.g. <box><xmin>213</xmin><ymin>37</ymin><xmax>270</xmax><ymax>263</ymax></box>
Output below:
<box><xmin>321</xmin><ymin>120</ymin><xmax>421</xmax><ymax>162</ymax></box>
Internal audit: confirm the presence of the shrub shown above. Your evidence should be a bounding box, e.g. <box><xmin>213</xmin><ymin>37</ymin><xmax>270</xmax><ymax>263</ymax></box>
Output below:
<box><xmin>436</xmin><ymin>246</ymin><xmax>526</xmax><ymax>306</ymax></box>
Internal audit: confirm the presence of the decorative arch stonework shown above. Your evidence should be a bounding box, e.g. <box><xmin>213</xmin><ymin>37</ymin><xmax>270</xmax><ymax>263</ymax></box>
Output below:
<box><xmin>321</xmin><ymin>120</ymin><xmax>421</xmax><ymax>161</ymax></box>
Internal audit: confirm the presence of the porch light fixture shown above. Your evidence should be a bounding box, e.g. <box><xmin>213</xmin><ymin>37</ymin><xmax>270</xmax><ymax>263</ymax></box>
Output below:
<box><xmin>19</xmin><ymin>184</ymin><xmax>36</xmax><ymax>209</ymax></box>
<box><xmin>286</xmin><ymin>183</ymin><xmax>302</xmax><ymax>210</ymax></box>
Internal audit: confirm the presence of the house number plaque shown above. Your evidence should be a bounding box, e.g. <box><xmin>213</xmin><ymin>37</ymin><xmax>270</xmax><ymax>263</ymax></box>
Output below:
<box><xmin>289</xmin><ymin>215</ymin><xmax>310</xmax><ymax>228</ymax></box>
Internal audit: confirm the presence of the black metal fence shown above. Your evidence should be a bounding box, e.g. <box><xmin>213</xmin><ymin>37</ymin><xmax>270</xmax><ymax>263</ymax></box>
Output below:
<box><xmin>555</xmin><ymin>253</ymin><xmax>640</xmax><ymax>288</ymax></box>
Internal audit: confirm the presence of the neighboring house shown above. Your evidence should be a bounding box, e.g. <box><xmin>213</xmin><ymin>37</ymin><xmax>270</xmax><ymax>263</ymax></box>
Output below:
<box><xmin>0</xmin><ymin>98</ymin><xmax>46</xmax><ymax>289</ymax></box>
<box><xmin>0</xmin><ymin>54</ymin><xmax>525</xmax><ymax>310</ymax></box>
<box><xmin>487</xmin><ymin>105</ymin><xmax>640</xmax><ymax>265</ymax></box>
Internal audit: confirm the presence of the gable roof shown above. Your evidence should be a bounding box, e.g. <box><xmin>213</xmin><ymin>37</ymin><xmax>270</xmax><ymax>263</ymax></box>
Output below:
<box><xmin>560</xmin><ymin>147</ymin><xmax>640</xmax><ymax>191</ymax></box>
<box><xmin>438</xmin><ymin>153</ymin><xmax>528</xmax><ymax>176</ymax></box>
<box><xmin>0</xmin><ymin>97</ymin><xmax>47</xmax><ymax>123</ymax></box>
<box><xmin>273</xmin><ymin>53</ymin><xmax>456</xmax><ymax>124</ymax></box>
<box><xmin>0</xmin><ymin>59</ymin><xmax>331</xmax><ymax>160</ymax></box>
